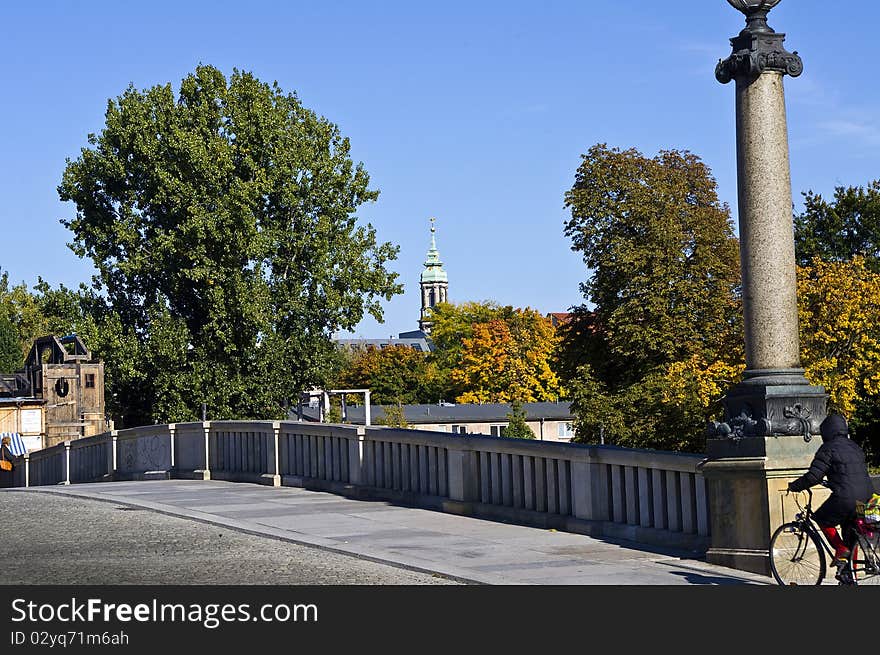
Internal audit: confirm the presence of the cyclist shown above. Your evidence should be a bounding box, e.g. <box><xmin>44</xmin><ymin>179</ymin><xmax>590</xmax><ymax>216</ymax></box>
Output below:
<box><xmin>787</xmin><ymin>413</ymin><xmax>875</xmax><ymax>569</ymax></box>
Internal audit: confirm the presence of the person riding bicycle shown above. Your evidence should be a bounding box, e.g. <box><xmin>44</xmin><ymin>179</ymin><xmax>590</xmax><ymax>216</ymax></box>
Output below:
<box><xmin>787</xmin><ymin>413</ymin><xmax>874</xmax><ymax>567</ymax></box>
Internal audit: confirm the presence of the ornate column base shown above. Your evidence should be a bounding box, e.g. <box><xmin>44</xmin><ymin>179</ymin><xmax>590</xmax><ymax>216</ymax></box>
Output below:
<box><xmin>708</xmin><ymin>368</ymin><xmax>827</xmax><ymax>441</ymax></box>
<box><xmin>702</xmin><ymin>371</ymin><xmax>827</xmax><ymax>576</ymax></box>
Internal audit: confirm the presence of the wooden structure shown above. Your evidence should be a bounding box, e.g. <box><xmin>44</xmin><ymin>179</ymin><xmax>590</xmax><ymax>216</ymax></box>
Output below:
<box><xmin>0</xmin><ymin>397</ymin><xmax>46</xmax><ymax>452</ymax></box>
<box><xmin>21</xmin><ymin>335</ymin><xmax>106</xmax><ymax>449</ymax></box>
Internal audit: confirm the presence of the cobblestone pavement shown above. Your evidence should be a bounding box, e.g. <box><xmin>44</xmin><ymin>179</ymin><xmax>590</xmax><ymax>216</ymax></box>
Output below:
<box><xmin>0</xmin><ymin>491</ymin><xmax>460</xmax><ymax>585</ymax></box>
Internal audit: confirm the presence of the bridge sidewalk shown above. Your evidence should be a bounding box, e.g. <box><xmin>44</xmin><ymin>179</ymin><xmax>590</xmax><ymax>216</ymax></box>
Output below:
<box><xmin>18</xmin><ymin>480</ymin><xmax>771</xmax><ymax>585</ymax></box>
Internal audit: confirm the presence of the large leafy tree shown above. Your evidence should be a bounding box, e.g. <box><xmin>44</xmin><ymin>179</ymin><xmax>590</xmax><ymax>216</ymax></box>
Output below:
<box><xmin>0</xmin><ymin>272</ymin><xmax>49</xmax><ymax>364</ymax></box>
<box><xmin>334</xmin><ymin>344</ymin><xmax>440</xmax><ymax>405</ymax></box>
<box><xmin>794</xmin><ymin>181</ymin><xmax>880</xmax><ymax>272</ymax></box>
<box><xmin>425</xmin><ymin>301</ymin><xmax>510</xmax><ymax>401</ymax></box>
<box><xmin>797</xmin><ymin>256</ymin><xmax>880</xmax><ymax>417</ymax></box>
<box><xmin>797</xmin><ymin>256</ymin><xmax>880</xmax><ymax>463</ymax></box>
<box><xmin>57</xmin><ymin>65</ymin><xmax>402</xmax><ymax>426</ymax></box>
<box><xmin>561</xmin><ymin>144</ymin><xmax>743</xmax><ymax>452</ymax></box>
<box><xmin>451</xmin><ymin>308</ymin><xmax>563</xmax><ymax>404</ymax></box>
<box><xmin>426</xmin><ymin>301</ymin><xmax>564</xmax><ymax>403</ymax></box>
<box><xmin>0</xmin><ymin>271</ymin><xmax>96</xmax><ymax>366</ymax></box>
<box><xmin>0</xmin><ymin>314</ymin><xmax>19</xmax><ymax>373</ymax></box>
<box><xmin>792</xmin><ymin>180</ymin><xmax>880</xmax><ymax>467</ymax></box>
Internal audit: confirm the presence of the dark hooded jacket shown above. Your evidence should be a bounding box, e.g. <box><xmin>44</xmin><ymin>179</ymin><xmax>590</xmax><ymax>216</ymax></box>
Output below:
<box><xmin>788</xmin><ymin>414</ymin><xmax>873</xmax><ymax>503</ymax></box>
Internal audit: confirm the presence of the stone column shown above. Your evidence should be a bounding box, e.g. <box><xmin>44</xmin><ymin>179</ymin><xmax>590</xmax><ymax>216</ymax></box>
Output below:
<box><xmin>701</xmin><ymin>2</ymin><xmax>829</xmax><ymax>576</ymax></box>
<box><xmin>711</xmin><ymin>3</ymin><xmax>825</xmax><ymax>440</ymax></box>
<box><xmin>736</xmin><ymin>72</ymin><xmax>800</xmax><ymax>372</ymax></box>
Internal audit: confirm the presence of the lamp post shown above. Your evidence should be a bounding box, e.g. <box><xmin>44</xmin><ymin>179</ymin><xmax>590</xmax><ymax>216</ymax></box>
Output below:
<box><xmin>700</xmin><ymin>0</ymin><xmax>828</xmax><ymax>576</ymax></box>
<box><xmin>710</xmin><ymin>0</ymin><xmax>825</xmax><ymax>442</ymax></box>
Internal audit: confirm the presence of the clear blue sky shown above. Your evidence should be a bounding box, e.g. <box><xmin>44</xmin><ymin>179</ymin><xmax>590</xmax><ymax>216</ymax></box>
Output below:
<box><xmin>2</xmin><ymin>1</ymin><xmax>878</xmax><ymax>339</ymax></box>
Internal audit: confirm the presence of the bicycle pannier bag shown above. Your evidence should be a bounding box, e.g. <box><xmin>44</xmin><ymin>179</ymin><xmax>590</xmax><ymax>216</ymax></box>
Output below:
<box><xmin>865</xmin><ymin>493</ymin><xmax>880</xmax><ymax>525</ymax></box>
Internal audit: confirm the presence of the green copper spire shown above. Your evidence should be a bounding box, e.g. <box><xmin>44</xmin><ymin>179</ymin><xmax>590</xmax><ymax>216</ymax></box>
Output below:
<box><xmin>421</xmin><ymin>217</ymin><xmax>448</xmax><ymax>284</ymax></box>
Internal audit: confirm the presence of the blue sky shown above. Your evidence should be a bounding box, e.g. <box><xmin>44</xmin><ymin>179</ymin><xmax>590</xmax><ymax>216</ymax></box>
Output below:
<box><xmin>1</xmin><ymin>1</ymin><xmax>878</xmax><ymax>339</ymax></box>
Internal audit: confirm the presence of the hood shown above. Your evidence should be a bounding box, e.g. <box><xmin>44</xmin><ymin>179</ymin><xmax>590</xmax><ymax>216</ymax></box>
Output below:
<box><xmin>820</xmin><ymin>413</ymin><xmax>849</xmax><ymax>443</ymax></box>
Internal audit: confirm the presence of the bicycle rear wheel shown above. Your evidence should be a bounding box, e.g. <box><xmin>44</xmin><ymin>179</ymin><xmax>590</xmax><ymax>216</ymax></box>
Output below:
<box><xmin>851</xmin><ymin>531</ymin><xmax>880</xmax><ymax>586</ymax></box>
<box><xmin>769</xmin><ymin>522</ymin><xmax>826</xmax><ymax>586</ymax></box>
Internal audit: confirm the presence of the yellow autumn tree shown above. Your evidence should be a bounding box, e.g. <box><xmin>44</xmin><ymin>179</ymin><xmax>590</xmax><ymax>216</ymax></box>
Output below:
<box><xmin>452</xmin><ymin>308</ymin><xmax>563</xmax><ymax>404</ymax></box>
<box><xmin>797</xmin><ymin>256</ymin><xmax>880</xmax><ymax>417</ymax></box>
<box><xmin>663</xmin><ymin>356</ymin><xmax>745</xmax><ymax>420</ymax></box>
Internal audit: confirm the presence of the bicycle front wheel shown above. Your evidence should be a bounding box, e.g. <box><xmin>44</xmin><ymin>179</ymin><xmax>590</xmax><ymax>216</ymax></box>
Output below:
<box><xmin>769</xmin><ymin>522</ymin><xmax>826</xmax><ymax>586</ymax></box>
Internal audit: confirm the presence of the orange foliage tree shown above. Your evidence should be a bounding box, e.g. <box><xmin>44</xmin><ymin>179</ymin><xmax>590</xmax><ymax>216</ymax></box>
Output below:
<box><xmin>451</xmin><ymin>308</ymin><xmax>563</xmax><ymax>404</ymax></box>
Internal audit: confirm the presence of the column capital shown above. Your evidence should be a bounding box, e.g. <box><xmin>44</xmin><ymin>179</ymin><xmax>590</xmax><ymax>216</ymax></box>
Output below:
<box><xmin>717</xmin><ymin>25</ymin><xmax>803</xmax><ymax>84</ymax></box>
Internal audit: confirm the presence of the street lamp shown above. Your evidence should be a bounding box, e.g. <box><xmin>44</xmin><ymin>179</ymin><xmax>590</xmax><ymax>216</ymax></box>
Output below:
<box><xmin>710</xmin><ymin>0</ymin><xmax>822</xmax><ymax>441</ymax></box>
<box><xmin>716</xmin><ymin>0</ymin><xmax>802</xmax><ymax>84</ymax></box>
<box><xmin>701</xmin><ymin>0</ymin><xmax>827</xmax><ymax>576</ymax></box>
<box><xmin>724</xmin><ymin>1</ymin><xmax>785</xmax><ymax>41</ymax></box>
<box><xmin>726</xmin><ymin>0</ymin><xmax>782</xmax><ymax>10</ymax></box>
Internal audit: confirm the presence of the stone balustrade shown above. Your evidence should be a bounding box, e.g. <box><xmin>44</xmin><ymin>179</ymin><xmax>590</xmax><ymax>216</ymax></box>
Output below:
<box><xmin>9</xmin><ymin>421</ymin><xmax>711</xmax><ymax>551</ymax></box>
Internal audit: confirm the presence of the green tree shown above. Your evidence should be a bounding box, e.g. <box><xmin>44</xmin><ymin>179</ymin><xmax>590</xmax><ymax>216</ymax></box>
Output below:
<box><xmin>377</xmin><ymin>403</ymin><xmax>410</xmax><ymax>428</ymax></box>
<box><xmin>794</xmin><ymin>181</ymin><xmax>880</xmax><ymax>272</ymax></box>
<box><xmin>0</xmin><ymin>271</ymin><xmax>99</xmax><ymax>364</ymax></box>
<box><xmin>334</xmin><ymin>344</ymin><xmax>441</xmax><ymax>405</ymax></box>
<box><xmin>0</xmin><ymin>314</ymin><xmax>20</xmax><ymax>373</ymax></box>
<box><xmin>503</xmin><ymin>399</ymin><xmax>535</xmax><ymax>439</ymax></box>
<box><xmin>561</xmin><ymin>144</ymin><xmax>743</xmax><ymax>452</ymax></box>
<box><xmin>57</xmin><ymin>65</ymin><xmax>402</xmax><ymax>426</ymax></box>
<box><xmin>0</xmin><ymin>272</ymin><xmax>49</xmax><ymax>362</ymax></box>
<box><xmin>792</xmin><ymin>181</ymin><xmax>880</xmax><ymax>466</ymax></box>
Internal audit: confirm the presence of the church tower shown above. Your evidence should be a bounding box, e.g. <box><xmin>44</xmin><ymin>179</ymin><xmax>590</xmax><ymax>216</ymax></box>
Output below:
<box><xmin>419</xmin><ymin>217</ymin><xmax>448</xmax><ymax>333</ymax></box>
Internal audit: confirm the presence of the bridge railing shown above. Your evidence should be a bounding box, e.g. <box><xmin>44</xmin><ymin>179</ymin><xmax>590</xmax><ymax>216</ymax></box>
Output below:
<box><xmin>362</xmin><ymin>428</ymin><xmax>451</xmax><ymax>499</ymax></box>
<box><xmin>279</xmin><ymin>422</ymin><xmax>361</xmax><ymax>487</ymax></box>
<box><xmin>209</xmin><ymin>421</ymin><xmax>278</xmax><ymax>486</ymax></box>
<box><xmin>12</xmin><ymin>421</ymin><xmax>709</xmax><ymax>551</ymax></box>
<box><xmin>69</xmin><ymin>433</ymin><xmax>114</xmax><ymax>484</ymax></box>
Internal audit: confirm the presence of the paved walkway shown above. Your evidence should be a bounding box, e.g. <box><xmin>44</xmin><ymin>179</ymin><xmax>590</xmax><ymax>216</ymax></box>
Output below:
<box><xmin>0</xmin><ymin>489</ymin><xmax>457</xmax><ymax>585</ymax></box>
<box><xmin>6</xmin><ymin>480</ymin><xmax>773</xmax><ymax>585</ymax></box>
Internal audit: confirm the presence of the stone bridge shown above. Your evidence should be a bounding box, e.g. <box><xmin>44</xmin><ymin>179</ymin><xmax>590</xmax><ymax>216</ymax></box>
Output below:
<box><xmin>9</xmin><ymin>421</ymin><xmax>710</xmax><ymax>554</ymax></box>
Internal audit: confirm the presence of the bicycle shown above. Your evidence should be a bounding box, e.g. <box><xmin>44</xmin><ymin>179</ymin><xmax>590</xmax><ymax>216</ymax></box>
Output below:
<box><xmin>769</xmin><ymin>486</ymin><xmax>880</xmax><ymax>586</ymax></box>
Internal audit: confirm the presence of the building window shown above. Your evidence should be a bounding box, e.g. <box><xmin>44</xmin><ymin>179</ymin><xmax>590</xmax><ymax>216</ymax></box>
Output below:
<box><xmin>85</xmin><ymin>374</ymin><xmax>95</xmax><ymax>389</ymax></box>
<box><xmin>558</xmin><ymin>422</ymin><xmax>574</xmax><ymax>438</ymax></box>
<box><xmin>450</xmin><ymin>425</ymin><xmax>467</xmax><ymax>435</ymax></box>
<box><xmin>490</xmin><ymin>424</ymin><xmax>508</xmax><ymax>438</ymax></box>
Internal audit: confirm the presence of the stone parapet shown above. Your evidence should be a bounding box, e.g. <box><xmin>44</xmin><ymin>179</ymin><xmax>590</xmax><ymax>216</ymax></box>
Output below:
<box><xmin>700</xmin><ymin>435</ymin><xmax>824</xmax><ymax>575</ymax></box>
<box><xmin>14</xmin><ymin>420</ymin><xmax>712</xmax><ymax>555</ymax></box>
